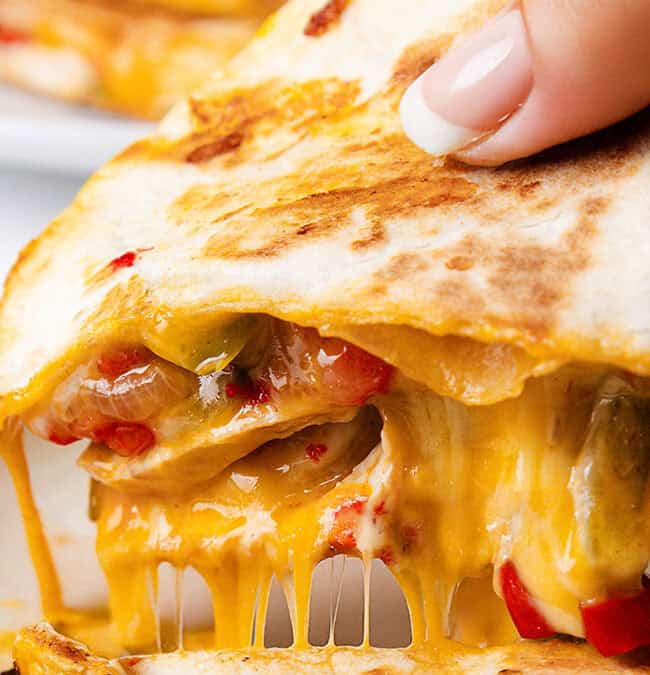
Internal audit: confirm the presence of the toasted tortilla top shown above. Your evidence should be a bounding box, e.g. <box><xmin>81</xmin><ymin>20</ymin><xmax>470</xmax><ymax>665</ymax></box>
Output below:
<box><xmin>2</xmin><ymin>0</ymin><xmax>650</xmax><ymax>421</ymax></box>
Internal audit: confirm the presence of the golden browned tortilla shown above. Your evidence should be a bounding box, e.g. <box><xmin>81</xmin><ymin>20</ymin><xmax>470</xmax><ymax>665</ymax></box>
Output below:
<box><xmin>2</xmin><ymin>0</ymin><xmax>650</xmax><ymax>671</ymax></box>
<box><xmin>2</xmin><ymin>0</ymin><xmax>650</xmax><ymax>402</ymax></box>
<box><xmin>12</xmin><ymin>624</ymin><xmax>650</xmax><ymax>674</ymax></box>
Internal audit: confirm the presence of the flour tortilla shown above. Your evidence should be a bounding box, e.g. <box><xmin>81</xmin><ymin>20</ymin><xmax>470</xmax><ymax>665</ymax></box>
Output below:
<box><xmin>12</xmin><ymin>624</ymin><xmax>650</xmax><ymax>674</ymax></box>
<box><xmin>1</xmin><ymin>0</ymin><xmax>650</xmax><ymax>420</ymax></box>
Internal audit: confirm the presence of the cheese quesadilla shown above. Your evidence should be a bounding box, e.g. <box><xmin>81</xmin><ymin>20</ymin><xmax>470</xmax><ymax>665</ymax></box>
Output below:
<box><xmin>3</xmin><ymin>0</ymin><xmax>650</xmax><ymax>671</ymax></box>
<box><xmin>0</xmin><ymin>0</ymin><xmax>272</xmax><ymax>119</ymax></box>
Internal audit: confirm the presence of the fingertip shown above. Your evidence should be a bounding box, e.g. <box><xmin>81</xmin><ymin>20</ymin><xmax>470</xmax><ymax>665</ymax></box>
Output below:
<box><xmin>399</xmin><ymin>7</ymin><xmax>533</xmax><ymax>159</ymax></box>
<box><xmin>401</xmin><ymin>0</ymin><xmax>650</xmax><ymax>166</ymax></box>
<box><xmin>454</xmin><ymin>84</ymin><xmax>650</xmax><ymax>166</ymax></box>
<box><xmin>399</xmin><ymin>73</ymin><xmax>482</xmax><ymax>157</ymax></box>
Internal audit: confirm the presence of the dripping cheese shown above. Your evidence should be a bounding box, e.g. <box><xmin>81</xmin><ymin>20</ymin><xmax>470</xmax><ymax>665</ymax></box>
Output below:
<box><xmin>4</xmin><ymin>318</ymin><xmax>650</xmax><ymax>663</ymax></box>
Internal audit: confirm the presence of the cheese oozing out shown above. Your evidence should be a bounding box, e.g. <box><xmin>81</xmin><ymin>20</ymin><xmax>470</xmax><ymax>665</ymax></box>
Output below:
<box><xmin>4</xmin><ymin>317</ymin><xmax>650</xmax><ymax>659</ymax></box>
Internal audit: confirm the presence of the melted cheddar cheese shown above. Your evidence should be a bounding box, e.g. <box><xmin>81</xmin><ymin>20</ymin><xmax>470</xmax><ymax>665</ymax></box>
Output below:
<box><xmin>92</xmin><ymin>365</ymin><xmax>650</xmax><ymax>653</ymax></box>
<box><xmin>0</xmin><ymin>425</ymin><xmax>66</xmax><ymax>624</ymax></box>
<box><xmin>4</xmin><ymin>342</ymin><xmax>650</xmax><ymax>662</ymax></box>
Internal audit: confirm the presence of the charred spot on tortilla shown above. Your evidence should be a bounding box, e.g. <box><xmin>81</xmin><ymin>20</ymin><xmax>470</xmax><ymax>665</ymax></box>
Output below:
<box><xmin>186</xmin><ymin>78</ymin><xmax>361</xmax><ymax>137</ymax></box>
<box><xmin>350</xmin><ymin>221</ymin><xmax>387</xmax><ymax>250</ymax></box>
<box><xmin>304</xmin><ymin>0</ymin><xmax>350</xmax><ymax>37</ymax></box>
<box><xmin>428</xmin><ymin>213</ymin><xmax>600</xmax><ymax>340</ymax></box>
<box><xmin>185</xmin><ymin>131</ymin><xmax>245</xmax><ymax>163</ymax></box>
<box><xmin>202</xmin><ymin>171</ymin><xmax>476</xmax><ymax>259</ymax></box>
<box><xmin>445</xmin><ymin>255</ymin><xmax>475</xmax><ymax>272</ymax></box>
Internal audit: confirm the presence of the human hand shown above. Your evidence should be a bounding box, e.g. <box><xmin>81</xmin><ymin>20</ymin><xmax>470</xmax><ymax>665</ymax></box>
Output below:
<box><xmin>400</xmin><ymin>0</ymin><xmax>650</xmax><ymax>166</ymax></box>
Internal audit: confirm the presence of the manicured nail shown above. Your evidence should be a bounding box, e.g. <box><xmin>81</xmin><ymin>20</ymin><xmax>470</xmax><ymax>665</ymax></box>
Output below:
<box><xmin>400</xmin><ymin>8</ymin><xmax>533</xmax><ymax>156</ymax></box>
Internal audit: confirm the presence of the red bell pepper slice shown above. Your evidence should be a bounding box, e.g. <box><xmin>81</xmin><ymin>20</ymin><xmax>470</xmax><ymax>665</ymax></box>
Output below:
<box><xmin>305</xmin><ymin>442</ymin><xmax>328</xmax><ymax>463</ymax></box>
<box><xmin>224</xmin><ymin>372</ymin><xmax>270</xmax><ymax>406</ymax></box>
<box><xmin>0</xmin><ymin>25</ymin><xmax>30</xmax><ymax>44</ymax></box>
<box><xmin>582</xmin><ymin>587</ymin><xmax>650</xmax><ymax>657</ymax></box>
<box><xmin>328</xmin><ymin>496</ymin><xmax>367</xmax><ymax>554</ymax></box>
<box><xmin>97</xmin><ymin>347</ymin><xmax>151</xmax><ymax>378</ymax></box>
<box><xmin>321</xmin><ymin>340</ymin><xmax>393</xmax><ymax>406</ymax></box>
<box><xmin>92</xmin><ymin>422</ymin><xmax>156</xmax><ymax>458</ymax></box>
<box><xmin>499</xmin><ymin>560</ymin><xmax>555</xmax><ymax>639</ymax></box>
<box><xmin>48</xmin><ymin>431</ymin><xmax>80</xmax><ymax>446</ymax></box>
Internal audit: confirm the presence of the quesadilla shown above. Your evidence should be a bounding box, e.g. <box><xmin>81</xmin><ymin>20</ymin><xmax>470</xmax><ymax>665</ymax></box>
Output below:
<box><xmin>3</xmin><ymin>0</ymin><xmax>650</xmax><ymax>671</ymax></box>
<box><xmin>0</xmin><ymin>0</ymin><xmax>271</xmax><ymax>119</ymax></box>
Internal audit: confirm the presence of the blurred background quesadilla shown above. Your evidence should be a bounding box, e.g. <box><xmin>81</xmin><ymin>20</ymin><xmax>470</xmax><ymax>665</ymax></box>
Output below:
<box><xmin>130</xmin><ymin>0</ymin><xmax>282</xmax><ymax>18</ymax></box>
<box><xmin>0</xmin><ymin>0</ymin><xmax>282</xmax><ymax>119</ymax></box>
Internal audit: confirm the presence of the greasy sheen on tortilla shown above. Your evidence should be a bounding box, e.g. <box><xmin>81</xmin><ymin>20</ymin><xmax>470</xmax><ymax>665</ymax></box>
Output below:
<box><xmin>3</xmin><ymin>0</ymin><xmax>650</xmax><ymax>670</ymax></box>
<box><xmin>0</xmin><ymin>0</ymin><xmax>264</xmax><ymax>118</ymax></box>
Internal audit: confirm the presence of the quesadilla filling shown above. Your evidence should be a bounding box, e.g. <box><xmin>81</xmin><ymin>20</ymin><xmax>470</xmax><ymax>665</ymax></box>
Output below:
<box><xmin>14</xmin><ymin>316</ymin><xmax>650</xmax><ymax>658</ymax></box>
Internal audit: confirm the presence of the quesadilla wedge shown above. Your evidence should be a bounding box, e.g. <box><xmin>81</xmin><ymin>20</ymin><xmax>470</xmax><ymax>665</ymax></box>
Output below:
<box><xmin>0</xmin><ymin>0</ymin><xmax>268</xmax><ymax>118</ymax></box>
<box><xmin>3</xmin><ymin>0</ymin><xmax>650</xmax><ymax>671</ymax></box>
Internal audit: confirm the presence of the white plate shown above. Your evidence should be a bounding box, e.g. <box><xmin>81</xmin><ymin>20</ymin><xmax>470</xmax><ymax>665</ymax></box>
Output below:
<box><xmin>0</xmin><ymin>84</ymin><xmax>153</xmax><ymax>175</ymax></box>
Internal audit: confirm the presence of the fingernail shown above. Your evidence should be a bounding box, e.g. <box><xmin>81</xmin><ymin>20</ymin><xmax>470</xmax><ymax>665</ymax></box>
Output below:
<box><xmin>400</xmin><ymin>8</ymin><xmax>533</xmax><ymax>156</ymax></box>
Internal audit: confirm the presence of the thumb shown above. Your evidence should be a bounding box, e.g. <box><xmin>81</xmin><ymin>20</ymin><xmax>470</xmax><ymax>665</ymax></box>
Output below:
<box><xmin>400</xmin><ymin>0</ymin><xmax>650</xmax><ymax>166</ymax></box>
